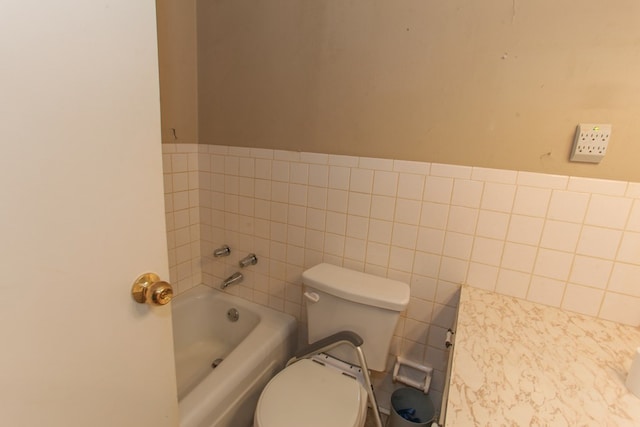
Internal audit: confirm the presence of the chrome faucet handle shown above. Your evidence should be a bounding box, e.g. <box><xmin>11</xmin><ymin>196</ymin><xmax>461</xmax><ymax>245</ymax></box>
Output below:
<box><xmin>238</xmin><ymin>253</ymin><xmax>258</xmax><ymax>268</ymax></box>
<box><xmin>213</xmin><ymin>245</ymin><xmax>231</xmax><ymax>257</ymax></box>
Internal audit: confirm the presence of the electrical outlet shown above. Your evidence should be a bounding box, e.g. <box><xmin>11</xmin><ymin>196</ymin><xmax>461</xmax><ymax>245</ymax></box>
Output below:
<box><xmin>570</xmin><ymin>124</ymin><xmax>611</xmax><ymax>163</ymax></box>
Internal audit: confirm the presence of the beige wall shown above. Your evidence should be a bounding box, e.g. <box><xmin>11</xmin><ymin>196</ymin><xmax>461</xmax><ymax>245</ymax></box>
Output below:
<box><xmin>192</xmin><ymin>0</ymin><xmax>640</xmax><ymax>182</ymax></box>
<box><xmin>157</xmin><ymin>0</ymin><xmax>198</xmax><ymax>144</ymax></box>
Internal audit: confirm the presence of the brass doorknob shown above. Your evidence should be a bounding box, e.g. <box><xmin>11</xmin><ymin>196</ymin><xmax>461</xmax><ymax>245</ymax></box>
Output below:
<box><xmin>131</xmin><ymin>273</ymin><xmax>173</xmax><ymax>306</ymax></box>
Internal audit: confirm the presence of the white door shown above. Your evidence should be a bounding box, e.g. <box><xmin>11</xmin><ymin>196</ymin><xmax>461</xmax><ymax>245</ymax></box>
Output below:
<box><xmin>0</xmin><ymin>1</ymin><xmax>179</xmax><ymax>426</ymax></box>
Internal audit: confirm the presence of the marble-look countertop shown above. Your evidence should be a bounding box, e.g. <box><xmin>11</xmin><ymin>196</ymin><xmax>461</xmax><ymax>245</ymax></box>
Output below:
<box><xmin>445</xmin><ymin>285</ymin><xmax>640</xmax><ymax>426</ymax></box>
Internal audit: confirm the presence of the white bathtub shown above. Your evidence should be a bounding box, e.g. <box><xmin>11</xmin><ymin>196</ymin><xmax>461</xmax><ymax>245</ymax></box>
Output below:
<box><xmin>172</xmin><ymin>285</ymin><xmax>297</xmax><ymax>427</ymax></box>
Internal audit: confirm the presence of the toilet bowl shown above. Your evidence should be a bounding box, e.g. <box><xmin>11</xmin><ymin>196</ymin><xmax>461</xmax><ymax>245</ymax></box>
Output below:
<box><xmin>254</xmin><ymin>359</ymin><xmax>368</xmax><ymax>427</ymax></box>
<box><xmin>253</xmin><ymin>263</ymin><xmax>410</xmax><ymax>427</ymax></box>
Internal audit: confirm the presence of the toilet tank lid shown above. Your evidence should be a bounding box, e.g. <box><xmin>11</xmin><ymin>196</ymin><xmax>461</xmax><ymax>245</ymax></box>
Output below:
<box><xmin>302</xmin><ymin>263</ymin><xmax>410</xmax><ymax>311</ymax></box>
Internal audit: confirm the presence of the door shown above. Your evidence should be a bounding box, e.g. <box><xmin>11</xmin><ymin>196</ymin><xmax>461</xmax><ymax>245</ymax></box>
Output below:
<box><xmin>0</xmin><ymin>1</ymin><xmax>179</xmax><ymax>426</ymax></box>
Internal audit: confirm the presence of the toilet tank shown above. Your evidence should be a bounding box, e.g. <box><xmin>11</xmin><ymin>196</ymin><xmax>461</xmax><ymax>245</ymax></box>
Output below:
<box><xmin>302</xmin><ymin>263</ymin><xmax>410</xmax><ymax>372</ymax></box>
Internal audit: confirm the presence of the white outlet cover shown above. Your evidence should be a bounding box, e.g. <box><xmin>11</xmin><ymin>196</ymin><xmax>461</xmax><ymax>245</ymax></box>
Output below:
<box><xmin>570</xmin><ymin>124</ymin><xmax>611</xmax><ymax>163</ymax></box>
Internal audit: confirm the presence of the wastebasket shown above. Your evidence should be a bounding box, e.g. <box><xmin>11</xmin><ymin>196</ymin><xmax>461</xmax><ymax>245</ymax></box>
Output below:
<box><xmin>387</xmin><ymin>387</ymin><xmax>435</xmax><ymax>427</ymax></box>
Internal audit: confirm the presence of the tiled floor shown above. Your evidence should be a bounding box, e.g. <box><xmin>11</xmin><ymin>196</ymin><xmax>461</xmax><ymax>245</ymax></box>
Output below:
<box><xmin>364</xmin><ymin>408</ymin><xmax>388</xmax><ymax>427</ymax></box>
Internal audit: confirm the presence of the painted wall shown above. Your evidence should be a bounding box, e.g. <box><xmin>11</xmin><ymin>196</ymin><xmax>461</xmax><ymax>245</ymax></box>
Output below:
<box><xmin>192</xmin><ymin>0</ymin><xmax>640</xmax><ymax>181</ymax></box>
<box><xmin>156</xmin><ymin>0</ymin><xmax>198</xmax><ymax>144</ymax></box>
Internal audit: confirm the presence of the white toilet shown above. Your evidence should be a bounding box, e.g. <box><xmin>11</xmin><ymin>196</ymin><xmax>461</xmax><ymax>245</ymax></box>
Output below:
<box><xmin>254</xmin><ymin>263</ymin><xmax>410</xmax><ymax>427</ymax></box>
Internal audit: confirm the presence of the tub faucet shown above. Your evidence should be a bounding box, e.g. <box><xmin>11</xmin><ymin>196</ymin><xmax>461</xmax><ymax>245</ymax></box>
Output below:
<box><xmin>220</xmin><ymin>272</ymin><xmax>243</xmax><ymax>289</ymax></box>
<box><xmin>213</xmin><ymin>245</ymin><xmax>231</xmax><ymax>257</ymax></box>
<box><xmin>238</xmin><ymin>253</ymin><xmax>258</xmax><ymax>268</ymax></box>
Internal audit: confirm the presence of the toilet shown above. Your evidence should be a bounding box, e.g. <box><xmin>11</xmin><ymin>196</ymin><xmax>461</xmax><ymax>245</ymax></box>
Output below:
<box><xmin>254</xmin><ymin>263</ymin><xmax>410</xmax><ymax>427</ymax></box>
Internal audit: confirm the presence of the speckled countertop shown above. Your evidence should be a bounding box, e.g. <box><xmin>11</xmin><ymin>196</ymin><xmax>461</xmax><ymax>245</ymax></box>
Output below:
<box><xmin>445</xmin><ymin>285</ymin><xmax>640</xmax><ymax>426</ymax></box>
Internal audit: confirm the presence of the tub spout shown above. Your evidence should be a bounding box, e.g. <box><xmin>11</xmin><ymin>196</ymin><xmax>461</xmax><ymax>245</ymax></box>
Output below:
<box><xmin>220</xmin><ymin>272</ymin><xmax>243</xmax><ymax>289</ymax></box>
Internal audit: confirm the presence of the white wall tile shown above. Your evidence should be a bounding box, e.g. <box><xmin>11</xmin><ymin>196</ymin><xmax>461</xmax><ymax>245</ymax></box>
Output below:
<box><xmin>431</xmin><ymin>163</ymin><xmax>472</xmax><ymax>179</ymax></box>
<box><xmin>238</xmin><ymin>157</ymin><xmax>255</xmax><ymax>178</ymax></box>
<box><xmin>397</xmin><ymin>173</ymin><xmax>426</xmax><ymax>200</ymax></box>
<box><xmin>547</xmin><ymin>190</ymin><xmax>589</xmax><ymax>223</ymax></box>
<box><xmin>435</xmin><ymin>281</ymin><xmax>461</xmax><ymax>306</ymax></box>
<box><xmin>471</xmin><ymin>237</ymin><xmax>504</xmax><ymax>266</ymax></box>
<box><xmin>480</xmin><ymin>183</ymin><xmax>515</xmax><ymax>212</ymax></box>
<box><xmin>394</xmin><ymin>160</ymin><xmax>430</xmax><ymax>175</ymax></box>
<box><xmin>507</xmin><ymin>215</ymin><xmax>544</xmax><ymax>245</ymax></box>
<box><xmin>327</xmin><ymin>189</ymin><xmax>348</xmax><ymax>213</ymax></box>
<box><xmin>608</xmin><ymin>263</ymin><xmax>640</xmax><ymax>297</ymax></box>
<box><xmin>172</xmin><ymin>153</ymin><xmax>189</xmax><ymax>173</ymax></box>
<box><xmin>395</xmin><ymin>198</ymin><xmax>421</xmax><ymax>225</ymax></box>
<box><xmin>290</xmin><ymin>163</ymin><xmax>309</xmax><ymax>184</ymax></box>
<box><xmin>307</xmin><ymin>187</ymin><xmax>327</xmax><ymax>210</ymax></box>
<box><xmin>495</xmin><ymin>269</ymin><xmax>530</xmax><ymax>298</ymax></box>
<box><xmin>410</xmin><ymin>275</ymin><xmax>437</xmax><ymax>301</ymax></box>
<box><xmin>561</xmin><ymin>284</ymin><xmax>603</xmax><ymax>316</ymax></box>
<box><xmin>289</xmin><ymin>184</ymin><xmax>307</xmax><ymax>206</ymax></box>
<box><xmin>569</xmin><ymin>256</ymin><xmax>612</xmax><ymax>289</ymax></box>
<box><xmin>568</xmin><ymin>176</ymin><xmax>627</xmax><ymax>196</ymax></box>
<box><xmin>325</xmin><ymin>211</ymin><xmax>347</xmax><ymax>235</ymax></box>
<box><xmin>308</xmin><ymin>164</ymin><xmax>328</xmax><ymax>187</ymax></box>
<box><xmin>389</xmin><ymin>246</ymin><xmax>415</xmax><ymax>273</ymax></box>
<box><xmin>346</xmin><ymin>215</ymin><xmax>369</xmax><ymax>239</ymax></box>
<box><xmin>287</xmin><ymin>225</ymin><xmax>306</xmax><ymax>248</ymax></box>
<box><xmin>349</xmin><ymin>168</ymin><xmax>374</xmax><ymax>193</ymax></box>
<box><xmin>360</xmin><ymin>157</ymin><xmax>393</xmax><ymax>171</ymax></box>
<box><xmin>527</xmin><ymin>276</ymin><xmax>565</xmax><ymax>307</ymax></box>
<box><xmin>413</xmin><ymin>251</ymin><xmax>441</xmax><ymax>278</ymax></box>
<box><xmin>451</xmin><ymin>179</ymin><xmax>483</xmax><ymax>208</ymax></box>
<box><xmin>540</xmin><ymin>220</ymin><xmax>581</xmax><ymax>252</ymax></box>
<box><xmin>472</xmin><ymin>167</ymin><xmax>517</xmax><ymax>184</ymax></box>
<box><xmin>347</xmin><ymin>192</ymin><xmax>371</xmax><ymax>217</ymax></box>
<box><xmin>274</xmin><ymin>150</ymin><xmax>299</xmax><ymax>161</ymax></box>
<box><xmin>599</xmin><ymin>292</ymin><xmax>640</xmax><ymax>326</ymax></box>
<box><xmin>420</xmin><ymin>202</ymin><xmax>449</xmax><ymax>230</ymax></box>
<box><xmin>501</xmin><ymin>242</ymin><xmax>537</xmax><ymax>273</ymax></box>
<box><xmin>366</xmin><ymin>242</ymin><xmax>390</xmax><ymax>266</ymax></box>
<box><xmin>512</xmin><ymin>186</ymin><xmax>551</xmax><ymax>217</ymax></box>
<box><xmin>475</xmin><ymin>210</ymin><xmax>509</xmax><ymax>240</ymax></box>
<box><xmin>439</xmin><ymin>257</ymin><xmax>468</xmax><ymax>284</ymax></box>
<box><xmin>392</xmin><ymin>223</ymin><xmax>419</xmax><ymax>249</ymax></box>
<box><xmin>305</xmin><ymin>229</ymin><xmax>325</xmax><ymax>251</ymax></box>
<box><xmin>329</xmin><ymin>166</ymin><xmax>350</xmax><ymax>190</ymax></box>
<box><xmin>584</xmin><ymin>195</ymin><xmax>632</xmax><ymax>229</ymax></box>
<box><xmin>446</xmin><ymin>206</ymin><xmax>478</xmax><ymax>235</ymax></box>
<box><xmin>306</xmin><ymin>209</ymin><xmax>325</xmax><ymax>231</ymax></box>
<box><xmin>627</xmin><ymin>200</ymin><xmax>640</xmax><ymax>232</ymax></box>
<box><xmin>617</xmin><ymin>232</ymin><xmax>640</xmax><ymax>264</ymax></box>
<box><xmin>299</xmin><ymin>152</ymin><xmax>328</xmax><ymax>164</ymax></box>
<box><xmin>254</xmin><ymin>159</ymin><xmax>272</xmax><ymax>180</ymax></box>
<box><xmin>373</xmin><ymin>171</ymin><xmax>399</xmax><ymax>196</ymax></box>
<box><xmin>344</xmin><ymin>237</ymin><xmax>366</xmax><ymax>262</ymax></box>
<box><xmin>443</xmin><ymin>232</ymin><xmax>473</xmax><ymax>259</ymax></box>
<box><xmin>369</xmin><ymin>219</ymin><xmax>393</xmax><ymax>244</ymax></box>
<box><xmin>576</xmin><ymin>226</ymin><xmax>622</xmax><ymax>259</ymax></box>
<box><xmin>466</xmin><ymin>263</ymin><xmax>498</xmax><ymax>291</ymax></box>
<box><xmin>424</xmin><ymin>176</ymin><xmax>453</xmax><ymax>204</ymax></box>
<box><xmin>324</xmin><ymin>233</ymin><xmax>345</xmax><ymax>257</ymax></box>
<box><xmin>168</xmin><ymin>145</ymin><xmax>640</xmax><ymax>378</ymax></box>
<box><xmin>270</xmin><ymin>202</ymin><xmax>288</xmax><ymax>223</ymax></box>
<box><xmin>328</xmin><ymin>154</ymin><xmax>358</xmax><ymax>167</ymax></box>
<box><xmin>416</xmin><ymin>228</ymin><xmax>445</xmax><ymax>254</ymax></box>
<box><xmin>517</xmin><ymin>172</ymin><xmax>568</xmax><ymax>189</ymax></box>
<box><xmin>370</xmin><ymin>195</ymin><xmax>396</xmax><ymax>221</ymax></box>
<box><xmin>533</xmin><ymin>248</ymin><xmax>573</xmax><ymax>281</ymax></box>
<box><xmin>250</xmin><ymin>148</ymin><xmax>273</xmax><ymax>159</ymax></box>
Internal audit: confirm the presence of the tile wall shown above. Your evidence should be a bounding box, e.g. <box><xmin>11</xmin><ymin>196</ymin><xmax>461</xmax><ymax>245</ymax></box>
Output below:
<box><xmin>162</xmin><ymin>143</ymin><xmax>640</xmax><ymax>412</ymax></box>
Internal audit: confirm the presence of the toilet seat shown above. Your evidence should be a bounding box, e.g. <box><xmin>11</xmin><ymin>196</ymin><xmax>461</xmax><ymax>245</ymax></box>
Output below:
<box><xmin>254</xmin><ymin>359</ymin><xmax>368</xmax><ymax>427</ymax></box>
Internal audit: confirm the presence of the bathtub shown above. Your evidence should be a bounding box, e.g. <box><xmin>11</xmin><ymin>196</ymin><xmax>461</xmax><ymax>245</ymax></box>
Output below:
<box><xmin>172</xmin><ymin>285</ymin><xmax>297</xmax><ymax>427</ymax></box>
